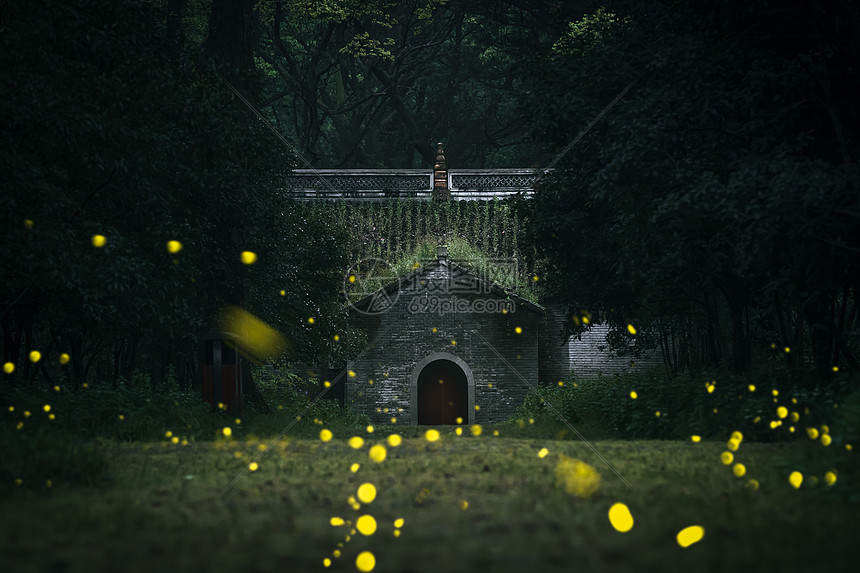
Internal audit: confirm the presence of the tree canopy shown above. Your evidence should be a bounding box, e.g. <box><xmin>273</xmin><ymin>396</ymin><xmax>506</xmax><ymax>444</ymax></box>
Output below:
<box><xmin>520</xmin><ymin>0</ymin><xmax>860</xmax><ymax>382</ymax></box>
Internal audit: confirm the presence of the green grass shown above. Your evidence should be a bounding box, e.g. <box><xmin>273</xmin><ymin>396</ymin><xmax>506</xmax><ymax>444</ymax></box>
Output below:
<box><xmin>1</xmin><ymin>428</ymin><xmax>858</xmax><ymax>573</ymax></box>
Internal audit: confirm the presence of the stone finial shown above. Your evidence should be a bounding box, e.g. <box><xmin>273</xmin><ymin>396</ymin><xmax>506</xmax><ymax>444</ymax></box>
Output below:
<box><xmin>437</xmin><ymin>245</ymin><xmax>448</xmax><ymax>259</ymax></box>
<box><xmin>433</xmin><ymin>142</ymin><xmax>449</xmax><ymax>201</ymax></box>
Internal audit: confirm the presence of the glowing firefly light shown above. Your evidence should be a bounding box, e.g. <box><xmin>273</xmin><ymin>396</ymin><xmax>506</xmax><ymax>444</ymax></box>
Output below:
<box><xmin>355</xmin><ymin>551</ymin><xmax>375</xmax><ymax>572</ymax></box>
<box><xmin>166</xmin><ymin>240</ymin><xmax>182</xmax><ymax>253</ymax></box>
<box><xmin>369</xmin><ymin>444</ymin><xmax>387</xmax><ymax>463</ymax></box>
<box><xmin>91</xmin><ymin>234</ymin><xmax>106</xmax><ymax>247</ymax></box>
<box><xmin>676</xmin><ymin>526</ymin><xmax>705</xmax><ymax>548</ymax></box>
<box><xmin>789</xmin><ymin>471</ymin><xmax>803</xmax><ymax>489</ymax></box>
<box><xmin>608</xmin><ymin>502</ymin><xmax>634</xmax><ymax>532</ymax></box>
<box><xmin>356</xmin><ymin>515</ymin><xmax>377</xmax><ymax>536</ymax></box>
<box><xmin>357</xmin><ymin>483</ymin><xmax>376</xmax><ymax>504</ymax></box>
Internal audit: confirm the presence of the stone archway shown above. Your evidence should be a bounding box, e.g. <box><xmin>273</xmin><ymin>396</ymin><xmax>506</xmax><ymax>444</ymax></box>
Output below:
<box><xmin>410</xmin><ymin>352</ymin><xmax>475</xmax><ymax>425</ymax></box>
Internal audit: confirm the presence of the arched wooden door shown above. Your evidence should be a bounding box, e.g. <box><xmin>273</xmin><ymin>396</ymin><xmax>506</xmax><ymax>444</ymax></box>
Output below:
<box><xmin>417</xmin><ymin>359</ymin><xmax>468</xmax><ymax>425</ymax></box>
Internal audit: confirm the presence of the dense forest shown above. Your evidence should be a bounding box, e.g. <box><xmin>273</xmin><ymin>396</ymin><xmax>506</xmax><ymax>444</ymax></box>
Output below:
<box><xmin>2</xmin><ymin>0</ymin><xmax>858</xmax><ymax>401</ymax></box>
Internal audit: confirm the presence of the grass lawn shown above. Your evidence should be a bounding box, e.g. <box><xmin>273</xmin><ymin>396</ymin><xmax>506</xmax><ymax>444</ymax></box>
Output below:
<box><xmin>1</xmin><ymin>429</ymin><xmax>858</xmax><ymax>573</ymax></box>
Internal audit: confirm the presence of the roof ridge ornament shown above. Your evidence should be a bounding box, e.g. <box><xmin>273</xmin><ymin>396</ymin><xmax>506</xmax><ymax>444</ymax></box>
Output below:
<box><xmin>432</xmin><ymin>142</ymin><xmax>449</xmax><ymax>201</ymax></box>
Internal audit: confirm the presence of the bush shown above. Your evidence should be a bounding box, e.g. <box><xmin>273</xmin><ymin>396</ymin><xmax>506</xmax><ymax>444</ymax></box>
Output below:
<box><xmin>514</xmin><ymin>368</ymin><xmax>860</xmax><ymax>442</ymax></box>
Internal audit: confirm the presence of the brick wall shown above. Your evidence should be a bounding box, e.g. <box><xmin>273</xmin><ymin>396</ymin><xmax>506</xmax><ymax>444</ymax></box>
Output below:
<box><xmin>346</xmin><ymin>260</ymin><xmax>541</xmax><ymax>425</ymax></box>
<box><xmin>569</xmin><ymin>323</ymin><xmax>664</xmax><ymax>379</ymax></box>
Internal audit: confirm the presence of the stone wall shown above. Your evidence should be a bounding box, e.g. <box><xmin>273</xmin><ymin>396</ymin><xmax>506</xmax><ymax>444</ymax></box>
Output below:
<box><xmin>346</xmin><ymin>260</ymin><xmax>541</xmax><ymax>425</ymax></box>
<box><xmin>569</xmin><ymin>324</ymin><xmax>664</xmax><ymax>379</ymax></box>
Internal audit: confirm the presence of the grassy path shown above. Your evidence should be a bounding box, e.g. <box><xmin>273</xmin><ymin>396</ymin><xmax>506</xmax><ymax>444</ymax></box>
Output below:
<box><xmin>1</xmin><ymin>435</ymin><xmax>857</xmax><ymax>572</ymax></box>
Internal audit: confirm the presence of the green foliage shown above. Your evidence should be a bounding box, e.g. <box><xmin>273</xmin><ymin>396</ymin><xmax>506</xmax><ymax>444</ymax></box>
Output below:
<box><xmin>1</xmin><ymin>0</ymin><xmax>354</xmax><ymax>390</ymax></box>
<box><xmin>255</xmin><ymin>0</ymin><xmax>569</xmax><ymax>166</ymax></box>
<box><xmin>515</xmin><ymin>369</ymin><xmax>860</xmax><ymax>443</ymax></box>
<box><xmin>521</xmin><ymin>1</ymin><xmax>860</xmax><ymax>380</ymax></box>
<box><xmin>0</xmin><ymin>427</ymin><xmax>110</xmax><ymax>495</ymax></box>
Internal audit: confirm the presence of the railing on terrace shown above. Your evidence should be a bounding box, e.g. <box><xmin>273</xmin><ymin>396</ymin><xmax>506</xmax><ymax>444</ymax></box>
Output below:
<box><xmin>282</xmin><ymin>168</ymin><xmax>549</xmax><ymax>201</ymax></box>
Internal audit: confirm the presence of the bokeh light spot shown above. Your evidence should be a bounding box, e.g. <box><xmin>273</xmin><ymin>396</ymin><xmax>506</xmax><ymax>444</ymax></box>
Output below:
<box><xmin>357</xmin><ymin>483</ymin><xmax>376</xmax><ymax>504</ymax></box>
<box><xmin>320</xmin><ymin>429</ymin><xmax>333</xmax><ymax>442</ymax></box>
<box><xmin>166</xmin><ymin>240</ymin><xmax>182</xmax><ymax>253</ymax></box>
<box><xmin>356</xmin><ymin>551</ymin><xmax>375</xmax><ymax>572</ymax></box>
<box><xmin>733</xmin><ymin>463</ymin><xmax>746</xmax><ymax>477</ymax></box>
<box><xmin>676</xmin><ymin>526</ymin><xmax>705</xmax><ymax>548</ymax></box>
<box><xmin>720</xmin><ymin>451</ymin><xmax>734</xmax><ymax>465</ymax></box>
<box><xmin>240</xmin><ymin>251</ymin><xmax>257</xmax><ymax>264</ymax></box>
<box><xmin>29</xmin><ymin>351</ymin><xmax>41</xmax><ymax>363</ymax></box>
<box><xmin>538</xmin><ymin>448</ymin><xmax>549</xmax><ymax>458</ymax></box>
<box><xmin>91</xmin><ymin>234</ymin><xmax>106</xmax><ymax>247</ymax></box>
<box><xmin>627</xmin><ymin>324</ymin><xmax>637</xmax><ymax>335</ymax></box>
<box><xmin>789</xmin><ymin>471</ymin><xmax>803</xmax><ymax>489</ymax></box>
<box><xmin>608</xmin><ymin>502</ymin><xmax>634</xmax><ymax>532</ymax></box>
<box><xmin>425</xmin><ymin>429</ymin><xmax>440</xmax><ymax>442</ymax></box>
<box><xmin>356</xmin><ymin>515</ymin><xmax>377</xmax><ymax>536</ymax></box>
<box><xmin>218</xmin><ymin>306</ymin><xmax>288</xmax><ymax>360</ymax></box>
<box><xmin>349</xmin><ymin>436</ymin><xmax>365</xmax><ymax>449</ymax></box>
<box><xmin>369</xmin><ymin>444</ymin><xmax>387</xmax><ymax>463</ymax></box>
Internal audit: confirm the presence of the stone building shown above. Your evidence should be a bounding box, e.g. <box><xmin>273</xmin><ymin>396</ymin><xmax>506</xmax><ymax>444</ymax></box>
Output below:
<box><xmin>345</xmin><ymin>246</ymin><xmax>664</xmax><ymax>425</ymax></box>
<box><xmin>346</xmin><ymin>248</ymin><xmax>544</xmax><ymax>425</ymax></box>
